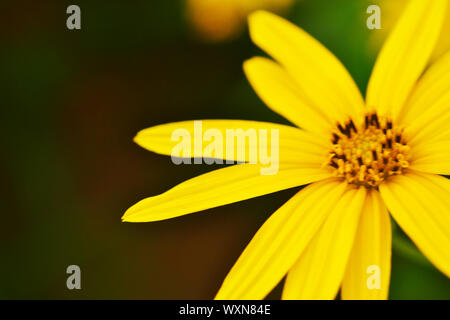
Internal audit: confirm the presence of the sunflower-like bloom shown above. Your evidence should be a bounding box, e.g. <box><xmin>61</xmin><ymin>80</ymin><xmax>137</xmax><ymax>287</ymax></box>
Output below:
<box><xmin>123</xmin><ymin>0</ymin><xmax>450</xmax><ymax>299</ymax></box>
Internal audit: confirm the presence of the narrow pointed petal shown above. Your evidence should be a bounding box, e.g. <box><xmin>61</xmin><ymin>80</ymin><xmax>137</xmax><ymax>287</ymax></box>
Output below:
<box><xmin>243</xmin><ymin>57</ymin><xmax>332</xmax><ymax>135</ymax></box>
<box><xmin>366</xmin><ymin>0</ymin><xmax>446</xmax><ymax>118</ymax></box>
<box><xmin>215</xmin><ymin>179</ymin><xmax>347</xmax><ymax>300</ymax></box>
<box><xmin>409</xmin><ymin>140</ymin><xmax>450</xmax><ymax>175</ymax></box>
<box><xmin>400</xmin><ymin>51</ymin><xmax>450</xmax><ymax>146</ymax></box>
<box><xmin>379</xmin><ymin>171</ymin><xmax>450</xmax><ymax>278</ymax></box>
<box><xmin>248</xmin><ymin>10</ymin><xmax>365</xmax><ymax>124</ymax></box>
<box><xmin>123</xmin><ymin>163</ymin><xmax>332</xmax><ymax>222</ymax></box>
<box><xmin>341</xmin><ymin>190</ymin><xmax>391</xmax><ymax>300</ymax></box>
<box><xmin>282</xmin><ymin>186</ymin><xmax>367</xmax><ymax>300</ymax></box>
<box><xmin>134</xmin><ymin>120</ymin><xmax>329</xmax><ymax>164</ymax></box>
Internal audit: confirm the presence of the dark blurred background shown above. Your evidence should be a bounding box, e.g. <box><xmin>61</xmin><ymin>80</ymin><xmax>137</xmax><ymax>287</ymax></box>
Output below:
<box><xmin>1</xmin><ymin>0</ymin><xmax>449</xmax><ymax>299</ymax></box>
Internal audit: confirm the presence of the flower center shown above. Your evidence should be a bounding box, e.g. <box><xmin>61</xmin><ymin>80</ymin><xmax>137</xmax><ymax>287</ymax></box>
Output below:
<box><xmin>328</xmin><ymin>112</ymin><xmax>410</xmax><ymax>188</ymax></box>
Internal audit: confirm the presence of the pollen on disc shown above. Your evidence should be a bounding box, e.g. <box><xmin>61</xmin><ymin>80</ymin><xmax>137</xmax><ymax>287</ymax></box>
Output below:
<box><xmin>327</xmin><ymin>112</ymin><xmax>410</xmax><ymax>188</ymax></box>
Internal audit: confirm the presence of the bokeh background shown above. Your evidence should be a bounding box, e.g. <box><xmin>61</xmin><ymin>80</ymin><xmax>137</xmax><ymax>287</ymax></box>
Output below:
<box><xmin>1</xmin><ymin>0</ymin><xmax>449</xmax><ymax>299</ymax></box>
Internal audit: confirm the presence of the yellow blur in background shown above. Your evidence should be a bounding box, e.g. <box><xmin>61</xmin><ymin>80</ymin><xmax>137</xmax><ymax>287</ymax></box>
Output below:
<box><xmin>186</xmin><ymin>0</ymin><xmax>294</xmax><ymax>42</ymax></box>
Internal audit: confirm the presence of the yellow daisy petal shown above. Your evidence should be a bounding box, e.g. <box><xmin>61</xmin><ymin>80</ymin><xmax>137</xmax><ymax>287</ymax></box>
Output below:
<box><xmin>428</xmin><ymin>117</ymin><xmax>450</xmax><ymax>143</ymax></box>
<box><xmin>366</xmin><ymin>0</ymin><xmax>447</xmax><ymax>118</ymax></box>
<box><xmin>379</xmin><ymin>171</ymin><xmax>450</xmax><ymax>278</ymax></box>
<box><xmin>400</xmin><ymin>51</ymin><xmax>450</xmax><ymax>145</ymax></box>
<box><xmin>370</xmin><ymin>0</ymin><xmax>450</xmax><ymax>64</ymax></box>
<box><xmin>248</xmin><ymin>10</ymin><xmax>365</xmax><ymax>123</ymax></box>
<box><xmin>122</xmin><ymin>163</ymin><xmax>332</xmax><ymax>222</ymax></box>
<box><xmin>215</xmin><ymin>179</ymin><xmax>346</xmax><ymax>300</ymax></box>
<box><xmin>282</xmin><ymin>186</ymin><xmax>367</xmax><ymax>300</ymax></box>
<box><xmin>399</xmin><ymin>51</ymin><xmax>450</xmax><ymax>127</ymax></box>
<box><xmin>243</xmin><ymin>57</ymin><xmax>332</xmax><ymax>135</ymax></box>
<box><xmin>409</xmin><ymin>140</ymin><xmax>450</xmax><ymax>175</ymax></box>
<box><xmin>134</xmin><ymin>119</ymin><xmax>329</xmax><ymax>164</ymax></box>
<box><xmin>341</xmin><ymin>189</ymin><xmax>391</xmax><ymax>300</ymax></box>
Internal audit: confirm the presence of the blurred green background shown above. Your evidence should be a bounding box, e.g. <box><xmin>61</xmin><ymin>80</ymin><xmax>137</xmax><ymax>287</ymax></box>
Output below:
<box><xmin>1</xmin><ymin>0</ymin><xmax>449</xmax><ymax>299</ymax></box>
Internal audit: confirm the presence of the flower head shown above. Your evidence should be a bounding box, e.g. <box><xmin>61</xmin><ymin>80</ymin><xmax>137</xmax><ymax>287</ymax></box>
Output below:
<box><xmin>124</xmin><ymin>0</ymin><xmax>450</xmax><ymax>299</ymax></box>
<box><xmin>328</xmin><ymin>112</ymin><xmax>411</xmax><ymax>187</ymax></box>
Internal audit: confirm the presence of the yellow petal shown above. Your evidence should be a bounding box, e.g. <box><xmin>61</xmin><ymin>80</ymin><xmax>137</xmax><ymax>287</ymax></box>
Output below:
<box><xmin>282</xmin><ymin>186</ymin><xmax>367</xmax><ymax>300</ymax></box>
<box><xmin>409</xmin><ymin>140</ymin><xmax>450</xmax><ymax>175</ymax></box>
<box><xmin>379</xmin><ymin>171</ymin><xmax>450</xmax><ymax>278</ymax></box>
<box><xmin>430</xmin><ymin>2</ymin><xmax>450</xmax><ymax>63</ymax></box>
<box><xmin>215</xmin><ymin>179</ymin><xmax>347</xmax><ymax>300</ymax></box>
<box><xmin>400</xmin><ymin>51</ymin><xmax>450</xmax><ymax>146</ymax></box>
<box><xmin>399</xmin><ymin>51</ymin><xmax>450</xmax><ymax>126</ymax></box>
<box><xmin>366</xmin><ymin>0</ymin><xmax>447</xmax><ymax>118</ymax></box>
<box><xmin>248</xmin><ymin>10</ymin><xmax>365</xmax><ymax>124</ymax></box>
<box><xmin>243</xmin><ymin>57</ymin><xmax>332</xmax><ymax>135</ymax></box>
<box><xmin>123</xmin><ymin>163</ymin><xmax>332</xmax><ymax>222</ymax></box>
<box><xmin>134</xmin><ymin>120</ymin><xmax>329</xmax><ymax>165</ymax></box>
<box><xmin>341</xmin><ymin>189</ymin><xmax>391</xmax><ymax>300</ymax></box>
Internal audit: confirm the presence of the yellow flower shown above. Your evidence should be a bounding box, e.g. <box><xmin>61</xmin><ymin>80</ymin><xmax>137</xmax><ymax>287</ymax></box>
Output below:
<box><xmin>186</xmin><ymin>0</ymin><xmax>293</xmax><ymax>42</ymax></box>
<box><xmin>369</xmin><ymin>0</ymin><xmax>450</xmax><ymax>63</ymax></box>
<box><xmin>123</xmin><ymin>0</ymin><xmax>450</xmax><ymax>299</ymax></box>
